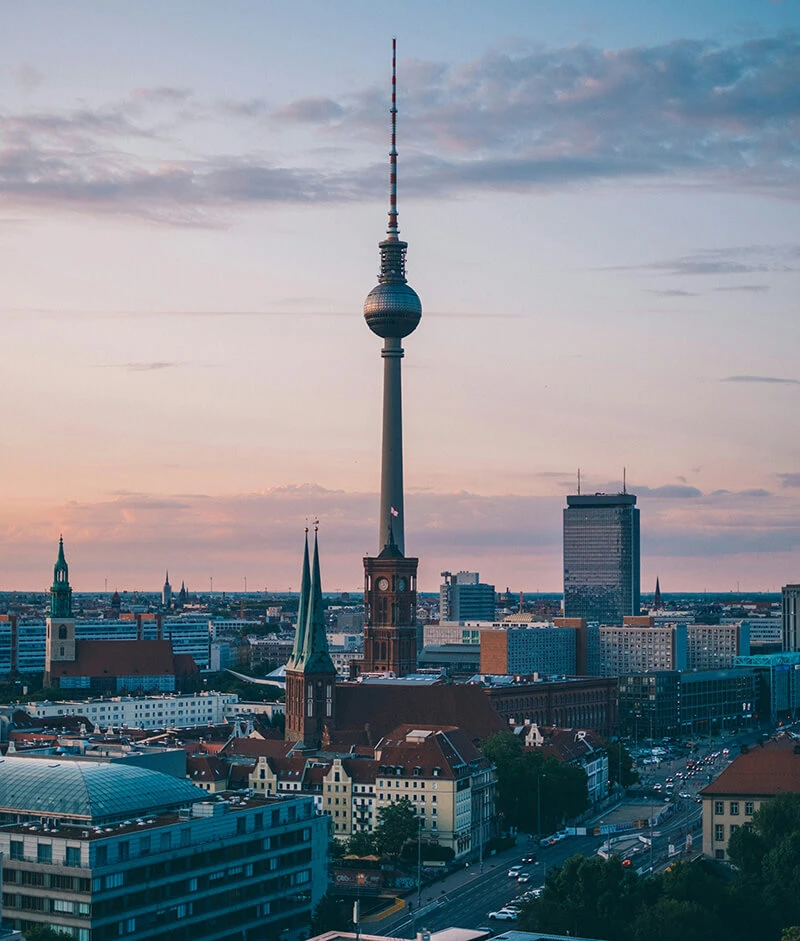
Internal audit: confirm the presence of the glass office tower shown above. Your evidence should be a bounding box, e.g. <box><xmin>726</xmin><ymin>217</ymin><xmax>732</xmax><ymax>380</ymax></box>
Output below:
<box><xmin>563</xmin><ymin>493</ymin><xmax>640</xmax><ymax>624</ymax></box>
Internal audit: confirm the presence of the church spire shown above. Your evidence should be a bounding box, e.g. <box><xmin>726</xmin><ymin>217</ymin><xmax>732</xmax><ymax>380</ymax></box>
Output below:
<box><xmin>287</xmin><ymin>528</ymin><xmax>311</xmax><ymax>670</ymax></box>
<box><xmin>301</xmin><ymin>526</ymin><xmax>336</xmax><ymax>675</ymax></box>
<box><xmin>50</xmin><ymin>536</ymin><xmax>72</xmax><ymax>618</ymax></box>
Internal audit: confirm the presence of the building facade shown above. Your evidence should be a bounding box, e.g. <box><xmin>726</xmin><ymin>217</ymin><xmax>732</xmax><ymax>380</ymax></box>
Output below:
<box><xmin>480</xmin><ymin>626</ymin><xmax>576</xmax><ymax>677</ymax></box>
<box><xmin>701</xmin><ymin>737</ymin><xmax>800</xmax><ymax>860</ymax></box>
<box><xmin>22</xmin><ymin>692</ymin><xmax>238</xmax><ymax>731</ymax></box>
<box><xmin>782</xmin><ymin>584</ymin><xmax>800</xmax><ymax>652</ymax></box>
<box><xmin>563</xmin><ymin>493</ymin><xmax>640</xmax><ymax>625</ymax></box>
<box><xmin>0</xmin><ymin>756</ymin><xmax>327</xmax><ymax>940</ymax></box>
<box><xmin>439</xmin><ymin>572</ymin><xmax>496</xmax><ymax>623</ymax></box>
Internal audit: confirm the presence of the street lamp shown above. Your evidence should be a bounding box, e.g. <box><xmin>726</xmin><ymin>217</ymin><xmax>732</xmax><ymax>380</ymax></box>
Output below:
<box><xmin>537</xmin><ymin>771</ymin><xmax>547</xmax><ymax>836</ymax></box>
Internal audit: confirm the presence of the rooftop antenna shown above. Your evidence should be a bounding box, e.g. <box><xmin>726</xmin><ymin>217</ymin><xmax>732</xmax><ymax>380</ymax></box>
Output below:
<box><xmin>577</xmin><ymin>468</ymin><xmax>581</xmax><ymax>496</ymax></box>
<box><xmin>388</xmin><ymin>36</ymin><xmax>398</xmax><ymax>239</ymax></box>
<box><xmin>623</xmin><ymin>467</ymin><xmax>627</xmax><ymax>495</ymax></box>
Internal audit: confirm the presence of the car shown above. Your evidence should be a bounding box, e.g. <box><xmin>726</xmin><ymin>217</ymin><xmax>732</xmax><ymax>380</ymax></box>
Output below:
<box><xmin>679</xmin><ymin>792</ymin><xmax>692</xmax><ymax>799</ymax></box>
<box><xmin>489</xmin><ymin>910</ymin><xmax>517</xmax><ymax>922</ymax></box>
<box><xmin>621</xmin><ymin>858</ymin><xmax>633</xmax><ymax>867</ymax></box>
<box><xmin>508</xmin><ymin>865</ymin><xmax>523</xmax><ymax>877</ymax></box>
<box><xmin>517</xmin><ymin>872</ymin><xmax>531</xmax><ymax>883</ymax></box>
<box><xmin>539</xmin><ymin>836</ymin><xmax>557</xmax><ymax>847</ymax></box>
<box><xmin>521</xmin><ymin>854</ymin><xmax>537</xmax><ymax>864</ymax></box>
<box><xmin>652</xmin><ymin>783</ymin><xmax>662</xmax><ymax>791</ymax></box>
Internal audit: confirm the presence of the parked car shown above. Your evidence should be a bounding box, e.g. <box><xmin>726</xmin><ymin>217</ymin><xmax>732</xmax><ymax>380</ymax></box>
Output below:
<box><xmin>489</xmin><ymin>910</ymin><xmax>518</xmax><ymax>922</ymax></box>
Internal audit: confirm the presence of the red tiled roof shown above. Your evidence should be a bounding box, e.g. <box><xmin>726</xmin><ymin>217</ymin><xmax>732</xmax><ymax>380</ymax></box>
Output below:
<box><xmin>333</xmin><ymin>684</ymin><xmax>505</xmax><ymax>747</ymax></box>
<box><xmin>375</xmin><ymin>724</ymin><xmax>488</xmax><ymax>779</ymax></box>
<box><xmin>187</xmin><ymin>755</ymin><xmax>227</xmax><ymax>782</ymax></box>
<box><xmin>220</xmin><ymin>738</ymin><xmax>294</xmax><ymax>760</ymax></box>
<box><xmin>55</xmin><ymin>640</ymin><xmax>175</xmax><ymax>678</ymax></box>
<box><xmin>701</xmin><ymin>738</ymin><xmax>800</xmax><ymax>797</ymax></box>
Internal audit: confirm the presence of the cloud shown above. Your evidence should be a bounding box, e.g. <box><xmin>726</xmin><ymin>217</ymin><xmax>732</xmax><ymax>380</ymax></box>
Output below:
<box><xmin>645</xmin><ymin>288</ymin><xmax>699</xmax><ymax>297</ymax></box>
<box><xmin>778</xmin><ymin>473</ymin><xmax>800</xmax><ymax>488</ymax></box>
<box><xmin>627</xmin><ymin>245</ymin><xmax>800</xmax><ymax>278</ymax></box>
<box><xmin>2</xmin><ymin>31</ymin><xmax>800</xmax><ymax>223</ymax></box>
<box><xmin>714</xmin><ymin>284</ymin><xmax>770</xmax><ymax>293</ymax></box>
<box><xmin>12</xmin><ymin>64</ymin><xmax>43</xmax><ymax>92</ymax></box>
<box><xmin>722</xmin><ymin>374</ymin><xmax>800</xmax><ymax>385</ymax></box>
<box><xmin>120</xmin><ymin>362</ymin><xmax>182</xmax><ymax>372</ymax></box>
<box><xmin>637</xmin><ymin>484</ymin><xmax>704</xmax><ymax>499</ymax></box>
<box><xmin>274</xmin><ymin>97</ymin><xmax>345</xmax><ymax>124</ymax></box>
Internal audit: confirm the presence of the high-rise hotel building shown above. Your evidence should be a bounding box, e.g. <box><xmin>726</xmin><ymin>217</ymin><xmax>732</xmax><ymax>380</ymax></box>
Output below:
<box><xmin>563</xmin><ymin>493</ymin><xmax>640</xmax><ymax>625</ymax></box>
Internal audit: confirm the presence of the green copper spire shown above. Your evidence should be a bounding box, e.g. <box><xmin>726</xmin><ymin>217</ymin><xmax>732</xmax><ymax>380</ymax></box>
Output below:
<box><xmin>300</xmin><ymin>528</ymin><xmax>336</xmax><ymax>675</ymax></box>
<box><xmin>287</xmin><ymin>529</ymin><xmax>311</xmax><ymax>670</ymax></box>
<box><xmin>50</xmin><ymin>535</ymin><xmax>72</xmax><ymax>618</ymax></box>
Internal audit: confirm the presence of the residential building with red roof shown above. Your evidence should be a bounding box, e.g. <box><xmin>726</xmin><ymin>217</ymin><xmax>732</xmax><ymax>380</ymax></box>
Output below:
<box><xmin>700</xmin><ymin>736</ymin><xmax>800</xmax><ymax>859</ymax></box>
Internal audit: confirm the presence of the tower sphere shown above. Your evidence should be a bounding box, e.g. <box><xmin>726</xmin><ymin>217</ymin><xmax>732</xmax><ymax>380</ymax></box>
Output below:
<box><xmin>363</xmin><ymin>281</ymin><xmax>422</xmax><ymax>339</ymax></box>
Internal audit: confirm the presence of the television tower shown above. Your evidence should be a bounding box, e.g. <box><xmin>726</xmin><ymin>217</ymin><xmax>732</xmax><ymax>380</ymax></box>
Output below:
<box><xmin>361</xmin><ymin>39</ymin><xmax>421</xmax><ymax>676</ymax></box>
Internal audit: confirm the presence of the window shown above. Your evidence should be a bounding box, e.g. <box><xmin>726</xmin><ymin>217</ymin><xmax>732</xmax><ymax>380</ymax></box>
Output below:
<box><xmin>715</xmin><ymin>849</ymin><xmax>725</xmax><ymax>859</ymax></box>
<box><xmin>730</xmin><ymin>801</ymin><xmax>739</xmax><ymax>816</ymax></box>
<box><xmin>118</xmin><ymin>840</ymin><xmax>130</xmax><ymax>861</ymax></box>
<box><xmin>37</xmin><ymin>843</ymin><xmax>52</xmax><ymax>864</ymax></box>
<box><xmin>745</xmin><ymin>802</ymin><xmax>754</xmax><ymax>816</ymax></box>
<box><xmin>715</xmin><ymin>824</ymin><xmax>724</xmax><ymax>842</ymax></box>
<box><xmin>730</xmin><ymin>824</ymin><xmax>739</xmax><ymax>836</ymax></box>
<box><xmin>66</xmin><ymin>846</ymin><xmax>81</xmax><ymax>867</ymax></box>
<box><xmin>140</xmin><ymin>835</ymin><xmax>151</xmax><ymax>856</ymax></box>
<box><xmin>10</xmin><ymin>840</ymin><xmax>23</xmax><ymax>861</ymax></box>
<box><xmin>714</xmin><ymin>801</ymin><xmax>724</xmax><ymax>815</ymax></box>
<box><xmin>237</xmin><ymin>817</ymin><xmax>247</xmax><ymax>835</ymax></box>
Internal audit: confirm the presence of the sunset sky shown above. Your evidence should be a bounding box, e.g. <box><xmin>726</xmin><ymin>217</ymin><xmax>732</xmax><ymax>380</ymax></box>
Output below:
<box><xmin>2</xmin><ymin>1</ymin><xmax>799</xmax><ymax>593</ymax></box>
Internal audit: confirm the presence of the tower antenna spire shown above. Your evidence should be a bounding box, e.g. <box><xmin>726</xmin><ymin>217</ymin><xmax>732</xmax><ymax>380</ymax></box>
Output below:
<box><xmin>577</xmin><ymin>468</ymin><xmax>581</xmax><ymax>496</ymax></box>
<box><xmin>623</xmin><ymin>466</ymin><xmax>627</xmax><ymax>495</ymax></box>
<box><xmin>388</xmin><ymin>36</ymin><xmax>398</xmax><ymax>240</ymax></box>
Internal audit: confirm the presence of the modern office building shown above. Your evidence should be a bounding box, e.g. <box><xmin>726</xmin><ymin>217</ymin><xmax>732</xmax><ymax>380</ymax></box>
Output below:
<box><xmin>563</xmin><ymin>492</ymin><xmax>640</xmax><ymax>624</ymax></box>
<box><xmin>617</xmin><ymin>668</ymin><xmax>758</xmax><ymax>739</ymax></box>
<box><xmin>0</xmin><ymin>756</ymin><xmax>327</xmax><ymax>939</ymax></box>
<box><xmin>686</xmin><ymin>622</ymin><xmax>750</xmax><ymax>671</ymax></box>
<box><xmin>440</xmin><ymin>572</ymin><xmax>496</xmax><ymax>622</ymax></box>
<box><xmin>599</xmin><ymin>622</ymin><xmax>687</xmax><ymax>676</ymax></box>
<box><xmin>782</xmin><ymin>584</ymin><xmax>800</xmax><ymax>651</ymax></box>
<box><xmin>734</xmin><ymin>652</ymin><xmax>800</xmax><ymax>726</ymax></box>
<box><xmin>480</xmin><ymin>626</ymin><xmax>576</xmax><ymax>676</ymax></box>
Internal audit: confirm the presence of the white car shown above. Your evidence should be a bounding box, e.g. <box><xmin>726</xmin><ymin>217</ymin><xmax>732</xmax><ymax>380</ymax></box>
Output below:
<box><xmin>489</xmin><ymin>910</ymin><xmax>518</xmax><ymax>922</ymax></box>
<box><xmin>507</xmin><ymin>865</ymin><xmax>523</xmax><ymax>877</ymax></box>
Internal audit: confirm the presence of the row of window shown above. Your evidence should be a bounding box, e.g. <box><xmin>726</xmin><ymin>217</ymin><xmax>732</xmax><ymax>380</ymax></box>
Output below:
<box><xmin>713</xmin><ymin>800</ymin><xmax>755</xmax><ymax>817</ymax></box>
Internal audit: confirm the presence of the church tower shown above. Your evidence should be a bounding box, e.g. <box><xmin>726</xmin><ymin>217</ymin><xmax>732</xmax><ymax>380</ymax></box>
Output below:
<box><xmin>162</xmin><ymin>571</ymin><xmax>173</xmax><ymax>609</ymax></box>
<box><xmin>361</xmin><ymin>40</ymin><xmax>420</xmax><ymax>676</ymax></box>
<box><xmin>45</xmin><ymin>536</ymin><xmax>76</xmax><ymax>686</ymax></box>
<box><xmin>285</xmin><ymin>528</ymin><xmax>337</xmax><ymax>748</ymax></box>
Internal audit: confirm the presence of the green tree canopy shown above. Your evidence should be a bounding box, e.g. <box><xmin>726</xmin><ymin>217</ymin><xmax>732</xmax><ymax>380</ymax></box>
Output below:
<box><xmin>346</xmin><ymin>830</ymin><xmax>377</xmax><ymax>857</ymax></box>
<box><xmin>374</xmin><ymin>796</ymin><xmax>419</xmax><ymax>858</ymax></box>
<box><xmin>605</xmin><ymin>740</ymin><xmax>639</xmax><ymax>788</ymax></box>
<box><xmin>309</xmin><ymin>893</ymin><xmax>353</xmax><ymax>936</ymax></box>
<box><xmin>480</xmin><ymin>731</ymin><xmax>589</xmax><ymax>834</ymax></box>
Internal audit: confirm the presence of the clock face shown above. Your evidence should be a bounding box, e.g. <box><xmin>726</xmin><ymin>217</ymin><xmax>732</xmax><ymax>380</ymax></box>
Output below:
<box><xmin>397</xmin><ymin>577</ymin><xmax>407</xmax><ymax>591</ymax></box>
<box><xmin>377</xmin><ymin>577</ymin><xmax>390</xmax><ymax>591</ymax></box>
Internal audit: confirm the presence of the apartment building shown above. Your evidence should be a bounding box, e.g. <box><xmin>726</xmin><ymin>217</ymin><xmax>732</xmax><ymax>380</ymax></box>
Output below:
<box><xmin>249</xmin><ymin>724</ymin><xmax>495</xmax><ymax>860</ymax></box>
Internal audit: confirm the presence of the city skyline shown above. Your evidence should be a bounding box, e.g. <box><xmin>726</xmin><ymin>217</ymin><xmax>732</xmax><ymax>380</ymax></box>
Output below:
<box><xmin>2</xmin><ymin>2</ymin><xmax>799</xmax><ymax>592</ymax></box>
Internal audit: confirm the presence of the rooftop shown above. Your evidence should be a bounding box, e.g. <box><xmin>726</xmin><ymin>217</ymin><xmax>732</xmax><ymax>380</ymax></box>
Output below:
<box><xmin>0</xmin><ymin>755</ymin><xmax>206</xmax><ymax>822</ymax></box>
<box><xmin>701</xmin><ymin>737</ymin><xmax>800</xmax><ymax>797</ymax></box>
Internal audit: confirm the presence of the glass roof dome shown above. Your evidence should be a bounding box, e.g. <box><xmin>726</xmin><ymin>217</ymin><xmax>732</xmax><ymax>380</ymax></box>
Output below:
<box><xmin>0</xmin><ymin>757</ymin><xmax>206</xmax><ymax>823</ymax></box>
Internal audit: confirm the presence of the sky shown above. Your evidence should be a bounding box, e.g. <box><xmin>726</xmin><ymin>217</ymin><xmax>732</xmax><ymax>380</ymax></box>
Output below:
<box><xmin>1</xmin><ymin>1</ymin><xmax>799</xmax><ymax>594</ymax></box>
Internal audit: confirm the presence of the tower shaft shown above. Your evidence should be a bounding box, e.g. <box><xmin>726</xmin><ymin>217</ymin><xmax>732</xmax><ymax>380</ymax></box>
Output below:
<box><xmin>379</xmin><ymin>337</ymin><xmax>405</xmax><ymax>553</ymax></box>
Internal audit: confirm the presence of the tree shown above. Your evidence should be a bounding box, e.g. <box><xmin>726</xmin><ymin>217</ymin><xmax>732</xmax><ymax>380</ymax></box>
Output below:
<box><xmin>346</xmin><ymin>830</ymin><xmax>377</xmax><ymax>857</ymax></box>
<box><xmin>24</xmin><ymin>928</ymin><xmax>71</xmax><ymax>941</ymax></box>
<box><xmin>481</xmin><ymin>732</ymin><xmax>589</xmax><ymax>834</ymax></box>
<box><xmin>309</xmin><ymin>893</ymin><xmax>352</xmax><ymax>935</ymax></box>
<box><xmin>518</xmin><ymin>854</ymin><xmax>644</xmax><ymax>941</ymax></box>
<box><xmin>374</xmin><ymin>797</ymin><xmax>418</xmax><ymax>858</ymax></box>
<box><xmin>605</xmin><ymin>740</ymin><xmax>639</xmax><ymax>788</ymax></box>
